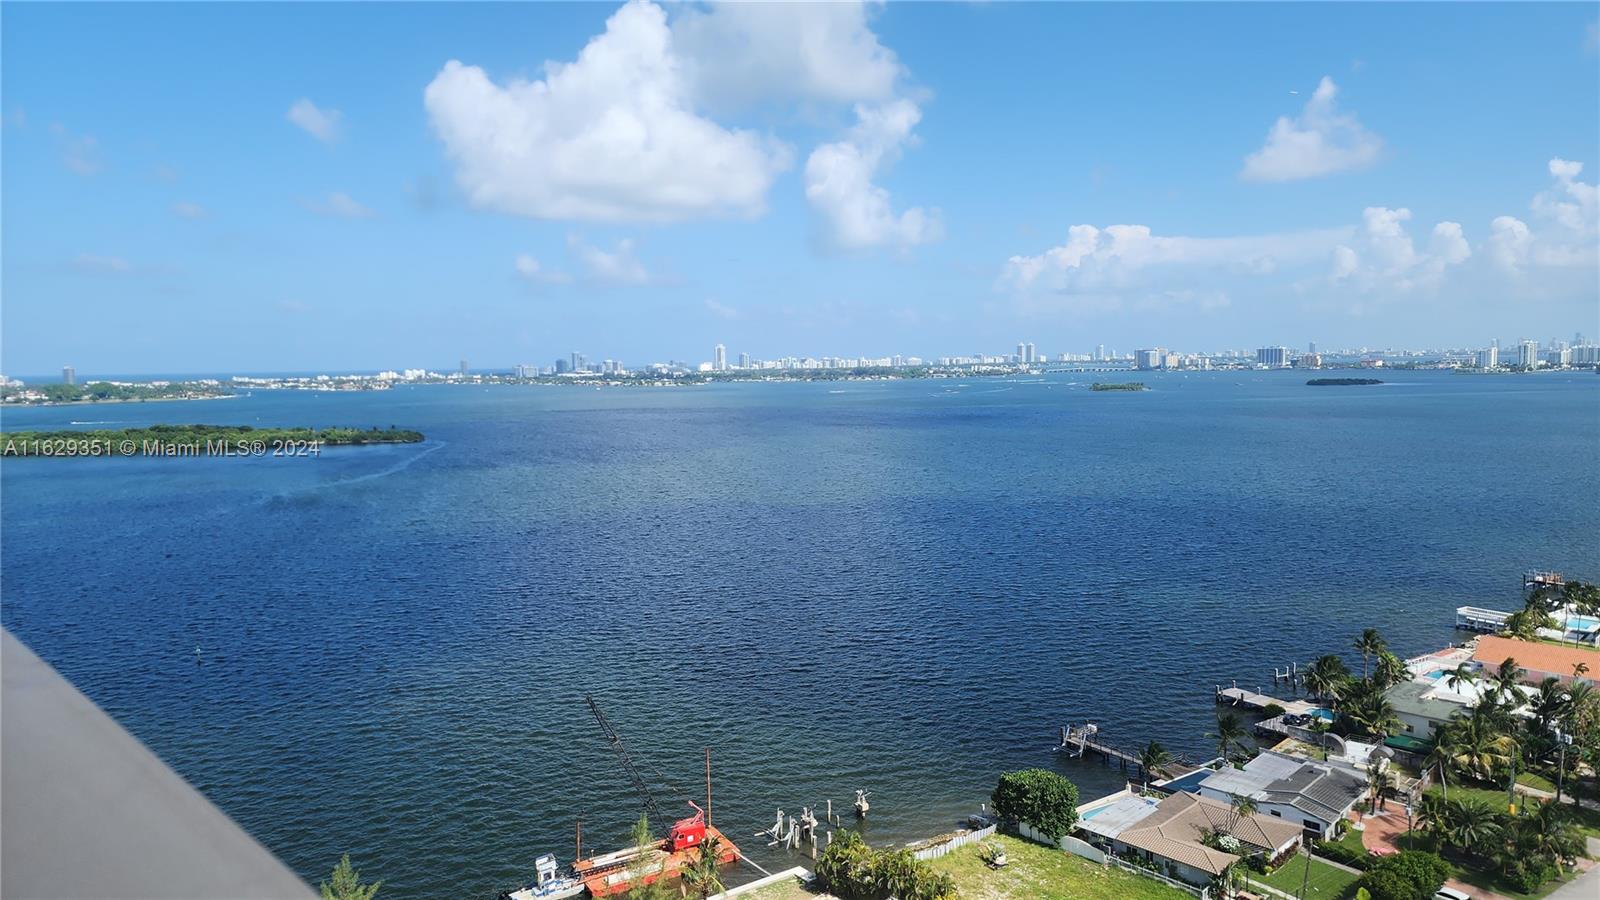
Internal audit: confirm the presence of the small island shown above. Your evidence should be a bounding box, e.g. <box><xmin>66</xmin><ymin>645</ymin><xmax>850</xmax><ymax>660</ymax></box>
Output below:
<box><xmin>1306</xmin><ymin>377</ymin><xmax>1384</xmax><ymax>386</ymax></box>
<box><xmin>1090</xmin><ymin>382</ymin><xmax>1147</xmax><ymax>392</ymax></box>
<box><xmin>0</xmin><ymin>424</ymin><xmax>424</xmax><ymax>458</ymax></box>
<box><xmin>1</xmin><ymin>381</ymin><xmax>233</xmax><ymax>406</ymax></box>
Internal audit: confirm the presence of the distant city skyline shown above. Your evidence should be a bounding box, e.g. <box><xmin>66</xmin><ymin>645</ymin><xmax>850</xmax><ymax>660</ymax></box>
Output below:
<box><xmin>3</xmin><ymin>2</ymin><xmax>1597</xmax><ymax>374</ymax></box>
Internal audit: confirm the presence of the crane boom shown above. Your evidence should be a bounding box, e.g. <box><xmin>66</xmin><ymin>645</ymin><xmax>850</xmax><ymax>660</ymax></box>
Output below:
<box><xmin>585</xmin><ymin>695</ymin><xmax>666</xmax><ymax>833</ymax></box>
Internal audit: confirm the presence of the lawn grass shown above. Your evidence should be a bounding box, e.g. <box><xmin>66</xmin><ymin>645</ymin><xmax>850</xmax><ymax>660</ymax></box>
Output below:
<box><xmin>734</xmin><ymin>876</ymin><xmax>819</xmax><ymax>900</ymax></box>
<box><xmin>1517</xmin><ymin>771</ymin><xmax>1558</xmax><ymax>793</ymax></box>
<box><xmin>924</xmin><ymin>834</ymin><xmax>1189</xmax><ymax>900</ymax></box>
<box><xmin>1254</xmin><ymin>855</ymin><xmax>1360</xmax><ymax>900</ymax></box>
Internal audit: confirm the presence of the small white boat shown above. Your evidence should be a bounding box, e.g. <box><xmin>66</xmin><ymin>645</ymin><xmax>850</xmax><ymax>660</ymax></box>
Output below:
<box><xmin>503</xmin><ymin>854</ymin><xmax>585</xmax><ymax>900</ymax></box>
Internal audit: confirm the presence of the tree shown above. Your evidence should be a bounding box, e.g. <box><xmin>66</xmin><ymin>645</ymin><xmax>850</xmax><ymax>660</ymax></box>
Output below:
<box><xmin>679</xmin><ymin>835</ymin><xmax>725</xmax><ymax>899</ymax></box>
<box><xmin>1305</xmin><ymin>654</ymin><xmax>1352</xmax><ymax>703</ymax></box>
<box><xmin>814</xmin><ymin>831</ymin><xmax>954</xmax><ymax>900</ymax></box>
<box><xmin>1373</xmin><ymin>652</ymin><xmax>1411</xmax><ymax>692</ymax></box>
<box><xmin>320</xmin><ymin>855</ymin><xmax>380</xmax><ymax>900</ymax></box>
<box><xmin>625</xmin><ymin>815</ymin><xmax>670</xmax><ymax>900</ymax></box>
<box><xmin>1355</xmin><ymin>629</ymin><xmax>1387</xmax><ymax>680</ymax></box>
<box><xmin>1493</xmin><ymin>657</ymin><xmax>1525</xmax><ymax>699</ymax></box>
<box><xmin>1443</xmin><ymin>662</ymin><xmax>1477</xmax><ymax>694</ymax></box>
<box><xmin>1357</xmin><ymin>850</ymin><xmax>1450</xmax><ymax>900</ymax></box>
<box><xmin>1441</xmin><ymin>797</ymin><xmax>1501</xmax><ymax>859</ymax></box>
<box><xmin>1442</xmin><ymin>713</ymin><xmax>1517</xmax><ymax>783</ymax></box>
<box><xmin>1207</xmin><ymin>711</ymin><xmax>1249</xmax><ymax>763</ymax></box>
<box><xmin>1137</xmin><ymin>741</ymin><xmax>1174</xmax><ymax>792</ymax></box>
<box><xmin>991</xmin><ymin>769</ymin><xmax>1079</xmax><ymax>842</ymax></box>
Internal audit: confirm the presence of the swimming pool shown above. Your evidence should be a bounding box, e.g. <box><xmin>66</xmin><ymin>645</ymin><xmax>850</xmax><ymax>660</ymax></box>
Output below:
<box><xmin>1310</xmin><ymin>707</ymin><xmax>1336</xmax><ymax>721</ymax></box>
<box><xmin>1564</xmin><ymin>615</ymin><xmax>1600</xmax><ymax>631</ymax></box>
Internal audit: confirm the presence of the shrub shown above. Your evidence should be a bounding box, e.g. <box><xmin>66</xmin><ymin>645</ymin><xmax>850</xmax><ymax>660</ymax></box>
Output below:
<box><xmin>1313</xmin><ymin>837</ymin><xmax>1372</xmax><ymax>870</ymax></box>
<box><xmin>1357</xmin><ymin>850</ymin><xmax>1450</xmax><ymax>900</ymax></box>
<box><xmin>1262</xmin><ymin>703</ymin><xmax>1287</xmax><ymax>717</ymax></box>
<box><xmin>1502</xmin><ymin>862</ymin><xmax>1552</xmax><ymax>894</ymax></box>
<box><xmin>814</xmin><ymin>831</ymin><xmax>954</xmax><ymax>900</ymax></box>
<box><xmin>991</xmin><ymin>769</ymin><xmax>1079</xmax><ymax>842</ymax></box>
<box><xmin>1356</xmin><ymin>868</ymin><xmax>1418</xmax><ymax>900</ymax></box>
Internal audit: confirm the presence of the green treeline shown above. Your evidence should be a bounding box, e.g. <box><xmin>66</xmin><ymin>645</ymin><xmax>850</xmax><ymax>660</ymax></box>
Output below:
<box><xmin>1090</xmin><ymin>382</ymin><xmax>1146</xmax><ymax>392</ymax></box>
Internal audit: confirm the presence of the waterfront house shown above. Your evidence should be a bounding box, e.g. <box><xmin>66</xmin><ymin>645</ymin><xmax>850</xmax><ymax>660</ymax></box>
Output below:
<box><xmin>1472</xmin><ymin>636</ymin><xmax>1600</xmax><ymax>687</ymax></box>
<box><xmin>1196</xmin><ymin>750</ymin><xmax>1366</xmax><ymax>839</ymax></box>
<box><xmin>1076</xmin><ymin>789</ymin><xmax>1302</xmax><ymax>887</ymax></box>
<box><xmin>1386</xmin><ymin>680</ymin><xmax>1470</xmax><ymax>743</ymax></box>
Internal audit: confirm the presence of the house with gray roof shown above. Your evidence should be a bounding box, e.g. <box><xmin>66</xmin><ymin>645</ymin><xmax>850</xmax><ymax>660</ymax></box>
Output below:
<box><xmin>1197</xmin><ymin>750</ymin><xmax>1366</xmax><ymax>838</ymax></box>
<box><xmin>1074</xmin><ymin>789</ymin><xmax>1303</xmax><ymax>887</ymax></box>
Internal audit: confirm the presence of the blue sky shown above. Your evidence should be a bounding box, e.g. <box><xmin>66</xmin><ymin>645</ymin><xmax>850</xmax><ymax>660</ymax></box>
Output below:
<box><xmin>3</xmin><ymin>1</ymin><xmax>1597</xmax><ymax>376</ymax></box>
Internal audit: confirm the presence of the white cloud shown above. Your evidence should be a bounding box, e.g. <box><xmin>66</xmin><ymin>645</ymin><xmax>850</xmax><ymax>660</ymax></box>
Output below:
<box><xmin>287</xmin><ymin>99</ymin><xmax>342</xmax><ymax>142</ymax></box>
<box><xmin>513</xmin><ymin>254</ymin><xmax>572</xmax><ymax>284</ymax></box>
<box><xmin>1327</xmin><ymin>207</ymin><xmax>1470</xmax><ymax>293</ymax></box>
<box><xmin>69</xmin><ymin>253</ymin><xmax>131</xmax><ymax>274</ymax></box>
<box><xmin>704</xmin><ymin>298</ymin><xmax>742</xmax><ymax>319</ymax></box>
<box><xmin>805</xmin><ymin>99</ymin><xmax>940</xmax><ymax>252</ymax></box>
<box><xmin>1487</xmin><ymin>158</ymin><xmax>1598</xmax><ymax>273</ymax></box>
<box><xmin>49</xmin><ymin>123</ymin><xmax>101</xmax><ymax>176</ymax></box>
<box><xmin>1241</xmin><ymin>77</ymin><xmax>1383</xmax><ymax>182</ymax></box>
<box><xmin>1004</xmin><ymin>222</ymin><xmax>1350</xmax><ymax>295</ymax></box>
<box><xmin>568</xmin><ymin>235</ymin><xmax>653</xmax><ymax>285</ymax></box>
<box><xmin>172</xmin><ymin>201</ymin><xmax>209</xmax><ymax>220</ymax></box>
<box><xmin>672</xmin><ymin>1</ymin><xmax>902</xmax><ymax>111</ymax></box>
<box><xmin>424</xmin><ymin>0</ymin><xmax>791</xmax><ymax>224</ymax></box>
<box><xmin>299</xmin><ymin>192</ymin><xmax>375</xmax><ymax>219</ymax></box>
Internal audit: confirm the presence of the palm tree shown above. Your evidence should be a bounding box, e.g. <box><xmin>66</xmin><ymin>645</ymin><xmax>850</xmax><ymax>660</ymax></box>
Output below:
<box><xmin>1221</xmin><ymin>793</ymin><xmax>1258</xmax><ymax>838</ymax></box>
<box><xmin>1423</xmin><ymin>733</ymin><xmax>1455</xmax><ymax>799</ymax></box>
<box><xmin>1519</xmin><ymin>800</ymin><xmax>1585</xmax><ymax>873</ymax></box>
<box><xmin>320</xmin><ymin>855</ymin><xmax>380</xmax><ymax>900</ymax></box>
<box><xmin>1354</xmin><ymin>629</ymin><xmax>1387</xmax><ymax>680</ymax></box>
<box><xmin>1416</xmin><ymin>791</ymin><xmax>1450</xmax><ymax>837</ymax></box>
<box><xmin>1574</xmin><ymin>661</ymin><xmax>1591</xmax><ymax>682</ymax></box>
<box><xmin>1443</xmin><ymin>662</ymin><xmax>1478</xmax><ymax>694</ymax></box>
<box><xmin>1347</xmin><ymin>694</ymin><xmax>1402</xmax><ymax>741</ymax></box>
<box><xmin>1208</xmin><ymin>711</ymin><xmax>1248</xmax><ymax>763</ymax></box>
<box><xmin>1529</xmin><ymin>676</ymin><xmax>1570</xmax><ymax>736</ymax></box>
<box><xmin>679</xmin><ymin>836</ymin><xmax>725</xmax><ymax>899</ymax></box>
<box><xmin>1373</xmin><ymin>652</ymin><xmax>1410</xmax><ymax>691</ymax></box>
<box><xmin>1138</xmin><ymin>740</ymin><xmax>1175</xmax><ymax>792</ymax></box>
<box><xmin>1305</xmin><ymin>654</ymin><xmax>1352</xmax><ymax>703</ymax></box>
<box><xmin>1445</xmin><ymin>797</ymin><xmax>1503</xmax><ymax>860</ymax></box>
<box><xmin>1446</xmin><ymin>713</ymin><xmax>1518</xmax><ymax>783</ymax></box>
<box><xmin>1493</xmin><ymin>657</ymin><xmax>1525</xmax><ymax>702</ymax></box>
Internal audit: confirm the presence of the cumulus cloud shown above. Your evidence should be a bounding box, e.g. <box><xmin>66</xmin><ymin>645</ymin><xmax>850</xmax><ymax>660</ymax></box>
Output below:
<box><xmin>287</xmin><ymin>99</ymin><xmax>342</xmax><ymax>142</ymax></box>
<box><xmin>299</xmin><ymin>192</ymin><xmax>375</xmax><ymax>219</ymax></box>
<box><xmin>424</xmin><ymin>0</ymin><xmax>791</xmax><ymax>223</ymax></box>
<box><xmin>1241</xmin><ymin>77</ymin><xmax>1383</xmax><ymax>182</ymax></box>
<box><xmin>672</xmin><ymin>1</ymin><xmax>902</xmax><ymax>111</ymax></box>
<box><xmin>568</xmin><ymin>235</ymin><xmax>653</xmax><ymax>285</ymax></box>
<box><xmin>1003</xmin><ymin>222</ymin><xmax>1350</xmax><ymax>295</ymax></box>
<box><xmin>1326</xmin><ymin>207</ymin><xmax>1470</xmax><ymax>293</ymax></box>
<box><xmin>513</xmin><ymin>254</ymin><xmax>572</xmax><ymax>284</ymax></box>
<box><xmin>1486</xmin><ymin>158</ymin><xmax>1598</xmax><ymax>272</ymax></box>
<box><xmin>805</xmin><ymin>99</ymin><xmax>941</xmax><ymax>252</ymax></box>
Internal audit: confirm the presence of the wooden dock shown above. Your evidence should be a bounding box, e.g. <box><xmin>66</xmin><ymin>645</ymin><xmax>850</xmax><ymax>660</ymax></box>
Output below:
<box><xmin>1215</xmin><ymin>685</ymin><xmax>1281</xmax><ymax>710</ymax></box>
<box><xmin>1055</xmin><ymin>725</ymin><xmax>1182</xmax><ymax>778</ymax></box>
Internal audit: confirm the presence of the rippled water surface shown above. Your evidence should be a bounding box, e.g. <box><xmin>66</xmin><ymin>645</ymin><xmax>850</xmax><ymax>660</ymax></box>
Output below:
<box><xmin>3</xmin><ymin>371</ymin><xmax>1597</xmax><ymax>897</ymax></box>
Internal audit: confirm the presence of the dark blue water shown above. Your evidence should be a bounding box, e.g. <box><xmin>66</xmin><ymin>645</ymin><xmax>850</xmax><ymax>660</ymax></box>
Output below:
<box><xmin>3</xmin><ymin>371</ymin><xmax>1596</xmax><ymax>897</ymax></box>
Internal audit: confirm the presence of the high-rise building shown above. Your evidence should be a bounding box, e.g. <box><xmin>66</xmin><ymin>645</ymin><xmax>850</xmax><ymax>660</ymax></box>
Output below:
<box><xmin>459</xmin><ymin>359</ymin><xmax>469</xmax><ymax>375</ymax></box>
<box><xmin>1016</xmin><ymin>342</ymin><xmax>1027</xmax><ymax>362</ymax></box>
<box><xmin>1478</xmin><ymin>345</ymin><xmax>1499</xmax><ymax>369</ymax></box>
<box><xmin>714</xmin><ymin>344</ymin><xmax>727</xmax><ymax>371</ymax></box>
<box><xmin>62</xmin><ymin>365</ymin><xmax>76</xmax><ymax>386</ymax></box>
<box><xmin>1256</xmin><ymin>347</ymin><xmax>1290</xmax><ymax>368</ymax></box>
<box><xmin>1308</xmin><ymin>341</ymin><xmax>1318</xmax><ymax>354</ymax></box>
<box><xmin>1518</xmin><ymin>340</ymin><xmax>1539</xmax><ymax>369</ymax></box>
<box><xmin>555</xmin><ymin>357</ymin><xmax>571</xmax><ymax>374</ymax></box>
<box><xmin>1025</xmin><ymin>342</ymin><xmax>1036</xmax><ymax>363</ymax></box>
<box><xmin>738</xmin><ymin>351</ymin><xmax>750</xmax><ymax>369</ymax></box>
<box><xmin>1135</xmin><ymin>349</ymin><xmax>1162</xmax><ymax>370</ymax></box>
<box><xmin>1095</xmin><ymin>344</ymin><xmax>1105</xmax><ymax>361</ymax></box>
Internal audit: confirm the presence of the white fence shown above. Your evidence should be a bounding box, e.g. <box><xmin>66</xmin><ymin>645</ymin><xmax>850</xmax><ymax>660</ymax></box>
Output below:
<box><xmin>1060</xmin><ymin>835</ymin><xmax>1107</xmax><ymax>864</ymax></box>
<box><xmin>1105</xmin><ymin>855</ymin><xmax>1204</xmax><ymax>897</ymax></box>
<box><xmin>910</xmin><ymin>824</ymin><xmax>996</xmax><ymax>861</ymax></box>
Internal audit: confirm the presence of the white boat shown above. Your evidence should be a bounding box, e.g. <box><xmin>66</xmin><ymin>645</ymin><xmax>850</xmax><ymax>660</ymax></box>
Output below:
<box><xmin>503</xmin><ymin>854</ymin><xmax>585</xmax><ymax>900</ymax></box>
